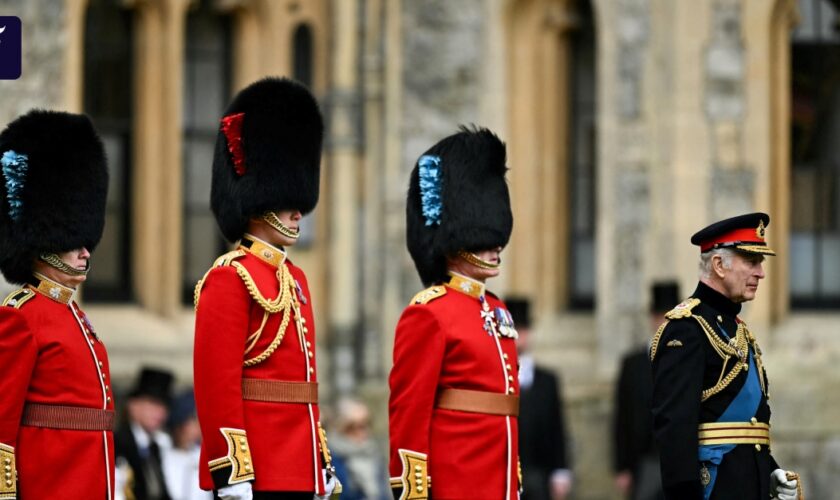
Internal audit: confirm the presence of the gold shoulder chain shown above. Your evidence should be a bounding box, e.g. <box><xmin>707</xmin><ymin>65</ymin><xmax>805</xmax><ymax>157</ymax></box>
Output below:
<box><xmin>242</xmin><ymin>263</ymin><xmax>298</xmax><ymax>367</ymax></box>
<box><xmin>694</xmin><ymin>317</ymin><xmax>750</xmax><ymax>402</ymax></box>
<box><xmin>649</xmin><ymin>320</ymin><xmax>670</xmax><ymax>361</ymax></box>
<box><xmin>231</xmin><ymin>261</ymin><xmax>288</xmax><ymax>313</ymax></box>
<box><xmin>194</xmin><ymin>256</ymin><xmax>302</xmax><ymax>367</ymax></box>
<box><xmin>193</xmin><ymin>250</ymin><xmax>247</xmax><ymax>309</ymax></box>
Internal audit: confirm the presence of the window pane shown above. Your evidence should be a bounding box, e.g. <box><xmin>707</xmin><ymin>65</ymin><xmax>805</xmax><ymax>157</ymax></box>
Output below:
<box><xmin>568</xmin><ymin>0</ymin><xmax>596</xmax><ymax>309</ymax></box>
<box><xmin>83</xmin><ymin>0</ymin><xmax>133</xmax><ymax>302</ymax></box>
<box><xmin>183</xmin><ymin>0</ymin><xmax>231</xmax><ymax>304</ymax></box>
<box><xmin>293</xmin><ymin>24</ymin><xmax>314</xmax><ymax>88</ymax></box>
<box><xmin>790</xmin><ymin>5</ymin><xmax>840</xmax><ymax>308</ymax></box>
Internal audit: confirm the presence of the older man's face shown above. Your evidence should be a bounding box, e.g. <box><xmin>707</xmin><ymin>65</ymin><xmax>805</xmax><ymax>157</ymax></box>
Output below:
<box><xmin>721</xmin><ymin>252</ymin><xmax>766</xmax><ymax>303</ymax></box>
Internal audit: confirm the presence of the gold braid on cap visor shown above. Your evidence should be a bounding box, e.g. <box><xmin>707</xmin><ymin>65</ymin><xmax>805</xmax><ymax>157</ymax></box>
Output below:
<box><xmin>457</xmin><ymin>250</ymin><xmax>500</xmax><ymax>270</ymax></box>
<box><xmin>39</xmin><ymin>253</ymin><xmax>90</xmax><ymax>276</ymax></box>
<box><xmin>262</xmin><ymin>212</ymin><xmax>300</xmax><ymax>240</ymax></box>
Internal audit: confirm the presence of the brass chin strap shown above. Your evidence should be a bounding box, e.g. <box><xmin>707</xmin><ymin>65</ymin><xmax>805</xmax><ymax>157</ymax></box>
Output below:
<box><xmin>457</xmin><ymin>250</ymin><xmax>500</xmax><ymax>270</ymax></box>
<box><xmin>262</xmin><ymin>212</ymin><xmax>300</xmax><ymax>240</ymax></box>
<box><xmin>39</xmin><ymin>253</ymin><xmax>90</xmax><ymax>277</ymax></box>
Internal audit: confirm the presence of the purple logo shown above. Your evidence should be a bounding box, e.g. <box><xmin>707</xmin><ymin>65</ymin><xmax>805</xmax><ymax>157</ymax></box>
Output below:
<box><xmin>0</xmin><ymin>17</ymin><xmax>21</xmax><ymax>80</ymax></box>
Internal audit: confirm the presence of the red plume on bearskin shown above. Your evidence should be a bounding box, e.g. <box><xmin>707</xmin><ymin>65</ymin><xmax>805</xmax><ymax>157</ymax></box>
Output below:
<box><xmin>220</xmin><ymin>112</ymin><xmax>246</xmax><ymax>176</ymax></box>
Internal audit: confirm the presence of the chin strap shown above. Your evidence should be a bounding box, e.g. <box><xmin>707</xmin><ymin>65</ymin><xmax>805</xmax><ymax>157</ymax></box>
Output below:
<box><xmin>39</xmin><ymin>252</ymin><xmax>89</xmax><ymax>277</ymax></box>
<box><xmin>262</xmin><ymin>212</ymin><xmax>300</xmax><ymax>240</ymax></box>
<box><xmin>456</xmin><ymin>250</ymin><xmax>499</xmax><ymax>270</ymax></box>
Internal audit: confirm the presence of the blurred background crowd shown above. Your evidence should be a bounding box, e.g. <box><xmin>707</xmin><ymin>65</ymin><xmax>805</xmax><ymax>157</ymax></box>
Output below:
<box><xmin>1</xmin><ymin>0</ymin><xmax>839</xmax><ymax>498</ymax></box>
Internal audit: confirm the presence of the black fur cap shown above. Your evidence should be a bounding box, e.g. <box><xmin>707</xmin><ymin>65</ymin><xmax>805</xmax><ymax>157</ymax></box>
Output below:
<box><xmin>0</xmin><ymin>110</ymin><xmax>108</xmax><ymax>285</ymax></box>
<box><xmin>406</xmin><ymin>126</ymin><xmax>513</xmax><ymax>286</ymax></box>
<box><xmin>211</xmin><ymin>77</ymin><xmax>323</xmax><ymax>242</ymax></box>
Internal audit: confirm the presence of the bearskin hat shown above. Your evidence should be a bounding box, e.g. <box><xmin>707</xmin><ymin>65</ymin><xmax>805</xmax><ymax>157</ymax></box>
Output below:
<box><xmin>0</xmin><ymin>110</ymin><xmax>108</xmax><ymax>285</ymax></box>
<box><xmin>211</xmin><ymin>77</ymin><xmax>324</xmax><ymax>242</ymax></box>
<box><xmin>406</xmin><ymin>126</ymin><xmax>513</xmax><ymax>286</ymax></box>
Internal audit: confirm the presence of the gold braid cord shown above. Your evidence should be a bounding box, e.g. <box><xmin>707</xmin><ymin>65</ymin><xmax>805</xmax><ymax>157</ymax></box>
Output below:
<box><xmin>236</xmin><ymin>261</ymin><xmax>299</xmax><ymax>367</ymax></box>
<box><xmin>193</xmin><ymin>251</ymin><xmax>301</xmax><ymax>367</ymax></box>
<box><xmin>693</xmin><ymin>316</ymin><xmax>757</xmax><ymax>402</ymax></box>
<box><xmin>650</xmin><ymin>299</ymin><xmax>769</xmax><ymax>403</ymax></box>
<box><xmin>649</xmin><ymin>320</ymin><xmax>670</xmax><ymax>361</ymax></box>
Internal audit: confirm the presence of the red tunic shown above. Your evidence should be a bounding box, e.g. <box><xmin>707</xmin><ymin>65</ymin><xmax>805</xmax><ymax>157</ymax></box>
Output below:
<box><xmin>194</xmin><ymin>237</ymin><xmax>326</xmax><ymax>493</ymax></box>
<box><xmin>0</xmin><ymin>281</ymin><xmax>115</xmax><ymax>500</ymax></box>
<box><xmin>389</xmin><ymin>274</ymin><xmax>520</xmax><ymax>500</ymax></box>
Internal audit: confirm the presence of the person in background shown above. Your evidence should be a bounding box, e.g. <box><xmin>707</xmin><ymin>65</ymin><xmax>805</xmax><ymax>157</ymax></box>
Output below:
<box><xmin>0</xmin><ymin>109</ymin><xmax>113</xmax><ymax>499</ymax></box>
<box><xmin>612</xmin><ymin>282</ymin><xmax>679</xmax><ymax>500</ymax></box>
<box><xmin>115</xmin><ymin>366</ymin><xmax>175</xmax><ymax>500</ymax></box>
<box><xmin>164</xmin><ymin>389</ymin><xmax>212</xmax><ymax>500</ymax></box>
<box><xmin>328</xmin><ymin>398</ymin><xmax>388</xmax><ymax>500</ymax></box>
<box><xmin>509</xmin><ymin>297</ymin><xmax>573</xmax><ymax>500</ymax></box>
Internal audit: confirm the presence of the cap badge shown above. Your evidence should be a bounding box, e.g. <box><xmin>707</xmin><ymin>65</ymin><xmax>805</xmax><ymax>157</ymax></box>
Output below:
<box><xmin>756</xmin><ymin>220</ymin><xmax>765</xmax><ymax>239</ymax></box>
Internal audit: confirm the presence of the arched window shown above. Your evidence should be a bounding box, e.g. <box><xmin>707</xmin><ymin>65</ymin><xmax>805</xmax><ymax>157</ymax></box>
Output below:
<box><xmin>83</xmin><ymin>0</ymin><xmax>134</xmax><ymax>302</ymax></box>
<box><xmin>291</xmin><ymin>22</ymin><xmax>316</xmax><ymax>247</ymax></box>
<box><xmin>182</xmin><ymin>0</ymin><xmax>232</xmax><ymax>303</ymax></box>
<box><xmin>569</xmin><ymin>0</ymin><xmax>597</xmax><ymax>309</ymax></box>
<box><xmin>790</xmin><ymin>0</ymin><xmax>840</xmax><ymax>308</ymax></box>
<box><xmin>293</xmin><ymin>23</ymin><xmax>314</xmax><ymax>88</ymax></box>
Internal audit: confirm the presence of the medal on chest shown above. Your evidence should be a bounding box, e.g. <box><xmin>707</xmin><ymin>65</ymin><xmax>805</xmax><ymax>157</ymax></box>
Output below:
<box><xmin>478</xmin><ymin>297</ymin><xmax>519</xmax><ymax>339</ymax></box>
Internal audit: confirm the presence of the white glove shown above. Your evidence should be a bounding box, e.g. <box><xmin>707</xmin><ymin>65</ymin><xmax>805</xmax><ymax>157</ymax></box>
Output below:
<box><xmin>313</xmin><ymin>469</ymin><xmax>341</xmax><ymax>500</ymax></box>
<box><xmin>770</xmin><ymin>469</ymin><xmax>798</xmax><ymax>500</ymax></box>
<box><xmin>218</xmin><ymin>481</ymin><xmax>253</xmax><ymax>500</ymax></box>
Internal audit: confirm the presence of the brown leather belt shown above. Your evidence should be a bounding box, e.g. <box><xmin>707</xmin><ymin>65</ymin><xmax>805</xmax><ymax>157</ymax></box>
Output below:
<box><xmin>21</xmin><ymin>403</ymin><xmax>115</xmax><ymax>431</ymax></box>
<box><xmin>435</xmin><ymin>388</ymin><xmax>519</xmax><ymax>417</ymax></box>
<box><xmin>241</xmin><ymin>378</ymin><xmax>319</xmax><ymax>404</ymax></box>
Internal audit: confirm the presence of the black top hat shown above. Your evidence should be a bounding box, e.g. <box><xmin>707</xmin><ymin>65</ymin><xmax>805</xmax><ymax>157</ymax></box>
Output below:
<box><xmin>406</xmin><ymin>126</ymin><xmax>513</xmax><ymax>286</ymax></box>
<box><xmin>0</xmin><ymin>110</ymin><xmax>108</xmax><ymax>284</ymax></box>
<box><xmin>129</xmin><ymin>367</ymin><xmax>174</xmax><ymax>405</ymax></box>
<box><xmin>690</xmin><ymin>212</ymin><xmax>776</xmax><ymax>256</ymax></box>
<box><xmin>651</xmin><ymin>281</ymin><xmax>680</xmax><ymax>313</ymax></box>
<box><xmin>505</xmin><ymin>297</ymin><xmax>531</xmax><ymax>329</ymax></box>
<box><xmin>211</xmin><ymin>77</ymin><xmax>324</xmax><ymax>243</ymax></box>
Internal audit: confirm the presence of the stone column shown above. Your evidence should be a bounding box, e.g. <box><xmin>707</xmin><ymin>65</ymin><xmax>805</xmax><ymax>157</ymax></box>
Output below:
<box><xmin>596</xmin><ymin>0</ymin><xmax>652</xmax><ymax>372</ymax></box>
<box><xmin>130</xmin><ymin>0</ymin><xmax>189</xmax><ymax>316</ymax></box>
<box><xmin>327</xmin><ymin>0</ymin><xmax>362</xmax><ymax>395</ymax></box>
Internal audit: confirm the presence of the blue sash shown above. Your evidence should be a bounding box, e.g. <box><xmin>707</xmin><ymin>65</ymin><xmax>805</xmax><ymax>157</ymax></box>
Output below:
<box><xmin>698</xmin><ymin>327</ymin><xmax>762</xmax><ymax>500</ymax></box>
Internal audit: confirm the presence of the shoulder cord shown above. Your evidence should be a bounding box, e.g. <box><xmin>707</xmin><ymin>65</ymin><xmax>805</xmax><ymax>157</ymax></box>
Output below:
<box><xmin>241</xmin><ymin>263</ymin><xmax>299</xmax><ymax>367</ymax></box>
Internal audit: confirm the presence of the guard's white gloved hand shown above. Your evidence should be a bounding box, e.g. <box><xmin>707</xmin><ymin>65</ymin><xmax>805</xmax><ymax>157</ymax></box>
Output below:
<box><xmin>770</xmin><ymin>469</ymin><xmax>798</xmax><ymax>500</ymax></box>
<box><xmin>313</xmin><ymin>469</ymin><xmax>341</xmax><ymax>499</ymax></box>
<box><xmin>218</xmin><ymin>481</ymin><xmax>253</xmax><ymax>500</ymax></box>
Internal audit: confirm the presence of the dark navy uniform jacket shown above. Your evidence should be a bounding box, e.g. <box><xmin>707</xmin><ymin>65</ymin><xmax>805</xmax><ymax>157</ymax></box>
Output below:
<box><xmin>651</xmin><ymin>282</ymin><xmax>778</xmax><ymax>500</ymax></box>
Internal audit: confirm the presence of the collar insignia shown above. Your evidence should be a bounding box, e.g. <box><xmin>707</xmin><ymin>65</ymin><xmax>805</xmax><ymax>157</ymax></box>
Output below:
<box><xmin>32</xmin><ymin>273</ymin><xmax>75</xmax><ymax>304</ymax></box>
<box><xmin>241</xmin><ymin>234</ymin><xmax>287</xmax><ymax>268</ymax></box>
<box><xmin>446</xmin><ymin>272</ymin><xmax>485</xmax><ymax>299</ymax></box>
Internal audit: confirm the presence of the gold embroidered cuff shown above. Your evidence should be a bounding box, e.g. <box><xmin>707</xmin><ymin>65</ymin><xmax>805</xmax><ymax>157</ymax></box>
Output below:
<box><xmin>208</xmin><ymin>428</ymin><xmax>255</xmax><ymax>485</ymax></box>
<box><xmin>393</xmin><ymin>449</ymin><xmax>430</xmax><ymax>500</ymax></box>
<box><xmin>0</xmin><ymin>443</ymin><xmax>16</xmax><ymax>499</ymax></box>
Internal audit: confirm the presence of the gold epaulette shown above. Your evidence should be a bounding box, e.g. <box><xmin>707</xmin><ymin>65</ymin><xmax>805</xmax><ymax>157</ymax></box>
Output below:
<box><xmin>193</xmin><ymin>250</ymin><xmax>247</xmax><ymax>308</ymax></box>
<box><xmin>212</xmin><ymin>249</ymin><xmax>246</xmax><ymax>268</ymax></box>
<box><xmin>2</xmin><ymin>288</ymin><xmax>35</xmax><ymax>309</ymax></box>
<box><xmin>665</xmin><ymin>298</ymin><xmax>701</xmax><ymax>319</ymax></box>
<box><xmin>410</xmin><ymin>286</ymin><xmax>446</xmax><ymax>305</ymax></box>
